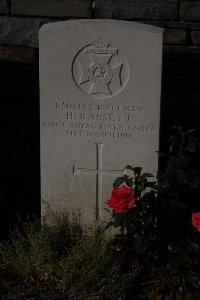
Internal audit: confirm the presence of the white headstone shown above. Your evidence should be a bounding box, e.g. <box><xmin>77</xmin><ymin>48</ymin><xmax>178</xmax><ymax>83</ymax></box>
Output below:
<box><xmin>40</xmin><ymin>20</ymin><xmax>163</xmax><ymax>222</ymax></box>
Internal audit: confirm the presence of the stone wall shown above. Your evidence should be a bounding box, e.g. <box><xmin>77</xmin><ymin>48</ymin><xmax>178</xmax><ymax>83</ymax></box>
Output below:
<box><xmin>1</xmin><ymin>0</ymin><xmax>200</xmax><ymax>238</ymax></box>
<box><xmin>1</xmin><ymin>1</ymin><xmax>200</xmax><ymax>51</ymax></box>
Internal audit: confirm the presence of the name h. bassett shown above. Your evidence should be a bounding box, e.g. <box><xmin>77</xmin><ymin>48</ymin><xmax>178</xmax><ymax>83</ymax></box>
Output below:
<box><xmin>66</xmin><ymin>111</ymin><xmax>138</xmax><ymax>122</ymax></box>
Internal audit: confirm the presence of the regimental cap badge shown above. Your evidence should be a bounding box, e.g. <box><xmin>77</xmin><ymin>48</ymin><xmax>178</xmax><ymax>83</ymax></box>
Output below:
<box><xmin>72</xmin><ymin>36</ymin><xmax>129</xmax><ymax>99</ymax></box>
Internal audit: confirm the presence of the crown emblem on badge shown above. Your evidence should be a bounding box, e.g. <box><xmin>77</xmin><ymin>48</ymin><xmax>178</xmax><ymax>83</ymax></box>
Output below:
<box><xmin>93</xmin><ymin>36</ymin><xmax>109</xmax><ymax>48</ymax></box>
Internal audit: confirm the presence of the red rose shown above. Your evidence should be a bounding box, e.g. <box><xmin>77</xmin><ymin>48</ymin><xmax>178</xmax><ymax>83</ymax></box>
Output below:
<box><xmin>107</xmin><ymin>186</ymin><xmax>137</xmax><ymax>214</ymax></box>
<box><xmin>192</xmin><ymin>212</ymin><xmax>200</xmax><ymax>232</ymax></box>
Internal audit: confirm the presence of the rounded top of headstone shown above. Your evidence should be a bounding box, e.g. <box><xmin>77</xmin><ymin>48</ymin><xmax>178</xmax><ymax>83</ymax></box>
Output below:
<box><xmin>40</xmin><ymin>19</ymin><xmax>164</xmax><ymax>35</ymax></box>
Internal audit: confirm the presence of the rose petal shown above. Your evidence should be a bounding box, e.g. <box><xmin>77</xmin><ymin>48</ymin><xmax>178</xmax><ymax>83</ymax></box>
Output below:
<box><xmin>106</xmin><ymin>187</ymin><xmax>137</xmax><ymax>214</ymax></box>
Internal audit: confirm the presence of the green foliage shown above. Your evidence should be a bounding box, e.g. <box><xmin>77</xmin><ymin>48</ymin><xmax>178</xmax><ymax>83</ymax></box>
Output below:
<box><xmin>113</xmin><ymin>166</ymin><xmax>155</xmax><ymax>197</ymax></box>
<box><xmin>106</xmin><ymin>127</ymin><xmax>200</xmax><ymax>297</ymax></box>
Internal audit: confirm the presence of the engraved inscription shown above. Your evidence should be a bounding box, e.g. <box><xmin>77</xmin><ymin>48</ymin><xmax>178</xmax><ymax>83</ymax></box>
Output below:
<box><xmin>42</xmin><ymin>101</ymin><xmax>155</xmax><ymax>141</ymax></box>
<box><xmin>73</xmin><ymin>143</ymin><xmax>123</xmax><ymax>219</ymax></box>
<box><xmin>72</xmin><ymin>37</ymin><xmax>129</xmax><ymax>98</ymax></box>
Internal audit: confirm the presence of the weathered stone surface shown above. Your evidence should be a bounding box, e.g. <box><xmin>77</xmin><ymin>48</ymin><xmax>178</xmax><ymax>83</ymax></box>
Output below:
<box><xmin>40</xmin><ymin>20</ymin><xmax>163</xmax><ymax>222</ymax></box>
<box><xmin>0</xmin><ymin>0</ymin><xmax>8</xmax><ymax>14</ymax></box>
<box><xmin>0</xmin><ymin>46</ymin><xmax>36</xmax><ymax>63</ymax></box>
<box><xmin>192</xmin><ymin>31</ymin><xmax>200</xmax><ymax>46</ymax></box>
<box><xmin>164</xmin><ymin>29</ymin><xmax>187</xmax><ymax>45</ymax></box>
<box><xmin>95</xmin><ymin>0</ymin><xmax>178</xmax><ymax>20</ymax></box>
<box><xmin>0</xmin><ymin>17</ymin><xmax>47</xmax><ymax>47</ymax></box>
<box><xmin>11</xmin><ymin>0</ymin><xmax>91</xmax><ymax>18</ymax></box>
<box><xmin>180</xmin><ymin>2</ymin><xmax>200</xmax><ymax>22</ymax></box>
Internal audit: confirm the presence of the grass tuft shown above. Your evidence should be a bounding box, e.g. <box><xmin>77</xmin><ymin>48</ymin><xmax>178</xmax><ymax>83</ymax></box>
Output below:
<box><xmin>0</xmin><ymin>209</ymin><xmax>139</xmax><ymax>300</ymax></box>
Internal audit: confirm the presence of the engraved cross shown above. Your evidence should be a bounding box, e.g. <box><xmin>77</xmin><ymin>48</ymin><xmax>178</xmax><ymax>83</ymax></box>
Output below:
<box><xmin>73</xmin><ymin>143</ymin><xmax>123</xmax><ymax>219</ymax></box>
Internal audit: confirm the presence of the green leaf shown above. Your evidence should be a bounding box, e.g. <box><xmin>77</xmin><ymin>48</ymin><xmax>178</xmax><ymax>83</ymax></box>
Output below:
<box><xmin>124</xmin><ymin>175</ymin><xmax>133</xmax><ymax>187</ymax></box>
<box><xmin>113</xmin><ymin>177</ymin><xmax>125</xmax><ymax>188</ymax></box>
<box><xmin>125</xmin><ymin>165</ymin><xmax>142</xmax><ymax>175</ymax></box>
<box><xmin>142</xmin><ymin>172</ymin><xmax>154</xmax><ymax>178</ymax></box>
<box><xmin>125</xmin><ymin>165</ymin><xmax>135</xmax><ymax>171</ymax></box>
<box><xmin>126</xmin><ymin>178</ymin><xmax>133</xmax><ymax>187</ymax></box>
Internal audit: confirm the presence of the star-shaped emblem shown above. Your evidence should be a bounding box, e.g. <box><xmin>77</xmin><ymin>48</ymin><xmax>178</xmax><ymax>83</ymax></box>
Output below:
<box><xmin>77</xmin><ymin>52</ymin><xmax>123</xmax><ymax>95</ymax></box>
<box><xmin>72</xmin><ymin>37</ymin><xmax>128</xmax><ymax>98</ymax></box>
